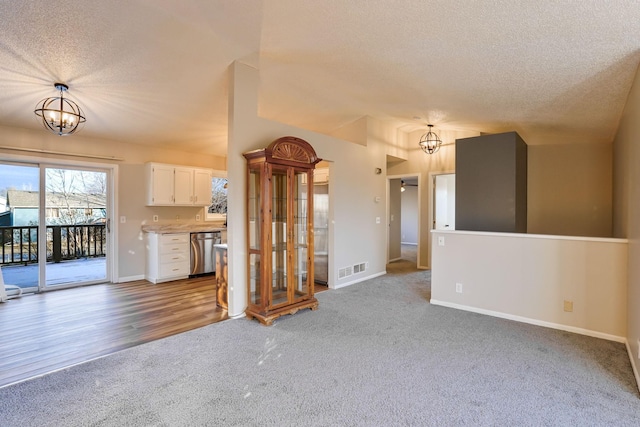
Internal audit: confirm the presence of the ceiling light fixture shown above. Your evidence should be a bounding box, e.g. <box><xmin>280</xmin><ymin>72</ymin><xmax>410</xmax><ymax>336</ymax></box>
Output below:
<box><xmin>34</xmin><ymin>83</ymin><xmax>86</xmax><ymax>136</ymax></box>
<box><xmin>418</xmin><ymin>124</ymin><xmax>442</xmax><ymax>154</ymax></box>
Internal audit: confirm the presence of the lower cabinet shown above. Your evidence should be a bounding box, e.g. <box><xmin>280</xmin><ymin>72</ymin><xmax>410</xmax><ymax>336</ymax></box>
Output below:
<box><xmin>145</xmin><ymin>233</ymin><xmax>190</xmax><ymax>283</ymax></box>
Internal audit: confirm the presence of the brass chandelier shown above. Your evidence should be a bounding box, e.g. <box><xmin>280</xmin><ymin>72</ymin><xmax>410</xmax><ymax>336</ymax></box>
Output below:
<box><xmin>34</xmin><ymin>83</ymin><xmax>86</xmax><ymax>136</ymax></box>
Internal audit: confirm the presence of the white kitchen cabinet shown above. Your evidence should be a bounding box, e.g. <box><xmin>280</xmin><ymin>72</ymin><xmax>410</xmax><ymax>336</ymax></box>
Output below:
<box><xmin>145</xmin><ymin>232</ymin><xmax>190</xmax><ymax>283</ymax></box>
<box><xmin>193</xmin><ymin>168</ymin><xmax>213</xmax><ymax>205</ymax></box>
<box><xmin>146</xmin><ymin>163</ymin><xmax>212</xmax><ymax>206</ymax></box>
<box><xmin>147</xmin><ymin>163</ymin><xmax>175</xmax><ymax>205</ymax></box>
<box><xmin>173</xmin><ymin>167</ymin><xmax>194</xmax><ymax>205</ymax></box>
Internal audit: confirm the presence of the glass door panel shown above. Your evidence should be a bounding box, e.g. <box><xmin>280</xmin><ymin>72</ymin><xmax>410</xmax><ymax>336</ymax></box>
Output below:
<box><xmin>249</xmin><ymin>253</ymin><xmax>261</xmax><ymax>305</ymax></box>
<box><xmin>248</xmin><ymin>168</ymin><xmax>261</xmax><ymax>251</ymax></box>
<box><xmin>248</xmin><ymin>168</ymin><xmax>262</xmax><ymax>306</ymax></box>
<box><xmin>44</xmin><ymin>167</ymin><xmax>107</xmax><ymax>288</ymax></box>
<box><xmin>293</xmin><ymin>170</ymin><xmax>309</xmax><ymax>299</ymax></box>
<box><xmin>271</xmin><ymin>168</ymin><xmax>288</xmax><ymax>306</ymax></box>
<box><xmin>0</xmin><ymin>163</ymin><xmax>40</xmax><ymax>293</ymax></box>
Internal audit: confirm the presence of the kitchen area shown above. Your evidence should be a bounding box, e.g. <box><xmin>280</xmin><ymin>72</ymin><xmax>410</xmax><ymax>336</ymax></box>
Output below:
<box><xmin>142</xmin><ymin>162</ymin><xmax>228</xmax><ymax>309</ymax></box>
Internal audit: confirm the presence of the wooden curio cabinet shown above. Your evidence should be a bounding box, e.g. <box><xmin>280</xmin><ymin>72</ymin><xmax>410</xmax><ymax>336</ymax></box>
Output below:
<box><xmin>243</xmin><ymin>136</ymin><xmax>321</xmax><ymax>325</ymax></box>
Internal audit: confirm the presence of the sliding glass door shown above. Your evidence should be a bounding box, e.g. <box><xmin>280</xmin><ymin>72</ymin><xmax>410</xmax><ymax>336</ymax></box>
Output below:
<box><xmin>0</xmin><ymin>161</ymin><xmax>111</xmax><ymax>292</ymax></box>
<box><xmin>44</xmin><ymin>167</ymin><xmax>108</xmax><ymax>288</ymax></box>
<box><xmin>0</xmin><ymin>163</ymin><xmax>40</xmax><ymax>293</ymax></box>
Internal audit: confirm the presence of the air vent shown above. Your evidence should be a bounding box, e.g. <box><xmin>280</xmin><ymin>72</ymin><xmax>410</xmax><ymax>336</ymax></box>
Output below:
<box><xmin>353</xmin><ymin>262</ymin><xmax>367</xmax><ymax>274</ymax></box>
<box><xmin>338</xmin><ymin>266</ymin><xmax>353</xmax><ymax>279</ymax></box>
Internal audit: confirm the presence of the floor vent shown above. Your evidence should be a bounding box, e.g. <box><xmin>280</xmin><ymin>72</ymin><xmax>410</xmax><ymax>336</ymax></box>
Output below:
<box><xmin>338</xmin><ymin>266</ymin><xmax>353</xmax><ymax>279</ymax></box>
<box><xmin>353</xmin><ymin>262</ymin><xmax>367</xmax><ymax>274</ymax></box>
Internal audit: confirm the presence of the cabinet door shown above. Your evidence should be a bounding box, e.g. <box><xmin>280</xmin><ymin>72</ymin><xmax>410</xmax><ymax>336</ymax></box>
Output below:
<box><xmin>193</xmin><ymin>169</ymin><xmax>212</xmax><ymax>205</ymax></box>
<box><xmin>293</xmin><ymin>169</ymin><xmax>311</xmax><ymax>301</ymax></box>
<box><xmin>271</xmin><ymin>167</ymin><xmax>289</xmax><ymax>307</ymax></box>
<box><xmin>150</xmin><ymin>164</ymin><xmax>175</xmax><ymax>205</ymax></box>
<box><xmin>173</xmin><ymin>167</ymin><xmax>194</xmax><ymax>205</ymax></box>
<box><xmin>248</xmin><ymin>166</ymin><xmax>262</xmax><ymax>307</ymax></box>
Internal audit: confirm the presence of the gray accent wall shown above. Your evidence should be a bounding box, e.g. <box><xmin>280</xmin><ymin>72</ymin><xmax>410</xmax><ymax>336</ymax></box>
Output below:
<box><xmin>455</xmin><ymin>131</ymin><xmax>527</xmax><ymax>233</ymax></box>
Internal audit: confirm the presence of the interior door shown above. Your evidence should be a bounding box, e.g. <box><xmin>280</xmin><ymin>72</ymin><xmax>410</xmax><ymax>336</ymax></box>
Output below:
<box><xmin>434</xmin><ymin>174</ymin><xmax>456</xmax><ymax>230</ymax></box>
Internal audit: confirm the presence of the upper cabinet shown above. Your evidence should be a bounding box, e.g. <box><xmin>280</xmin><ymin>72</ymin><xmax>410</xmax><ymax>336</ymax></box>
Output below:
<box><xmin>146</xmin><ymin>163</ymin><xmax>212</xmax><ymax>206</ymax></box>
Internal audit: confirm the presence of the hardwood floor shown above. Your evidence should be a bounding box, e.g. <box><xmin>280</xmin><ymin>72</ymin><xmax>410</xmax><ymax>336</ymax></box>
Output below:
<box><xmin>0</xmin><ymin>276</ymin><xmax>227</xmax><ymax>388</ymax></box>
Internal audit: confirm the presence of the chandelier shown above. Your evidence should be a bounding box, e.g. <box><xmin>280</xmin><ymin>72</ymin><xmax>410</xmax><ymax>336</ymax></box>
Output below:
<box><xmin>34</xmin><ymin>83</ymin><xmax>86</xmax><ymax>136</ymax></box>
<box><xmin>418</xmin><ymin>124</ymin><xmax>442</xmax><ymax>154</ymax></box>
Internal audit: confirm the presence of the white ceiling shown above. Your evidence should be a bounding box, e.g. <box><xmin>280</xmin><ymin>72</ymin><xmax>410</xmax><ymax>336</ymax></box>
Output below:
<box><xmin>1</xmin><ymin>1</ymin><xmax>639</xmax><ymax>157</ymax></box>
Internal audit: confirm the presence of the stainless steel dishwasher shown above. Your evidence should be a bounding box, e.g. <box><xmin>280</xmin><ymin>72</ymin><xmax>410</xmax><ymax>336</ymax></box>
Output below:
<box><xmin>190</xmin><ymin>232</ymin><xmax>221</xmax><ymax>277</ymax></box>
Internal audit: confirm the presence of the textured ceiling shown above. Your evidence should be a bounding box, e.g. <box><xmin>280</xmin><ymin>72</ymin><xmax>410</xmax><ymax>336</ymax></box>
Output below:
<box><xmin>0</xmin><ymin>1</ymin><xmax>639</xmax><ymax>156</ymax></box>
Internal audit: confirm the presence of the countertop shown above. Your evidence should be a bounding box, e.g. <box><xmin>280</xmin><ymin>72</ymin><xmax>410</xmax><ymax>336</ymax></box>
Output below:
<box><xmin>141</xmin><ymin>223</ymin><xmax>226</xmax><ymax>234</ymax></box>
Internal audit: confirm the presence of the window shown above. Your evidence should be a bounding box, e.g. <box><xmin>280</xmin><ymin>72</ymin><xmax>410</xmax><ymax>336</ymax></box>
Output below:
<box><xmin>205</xmin><ymin>171</ymin><xmax>227</xmax><ymax>222</ymax></box>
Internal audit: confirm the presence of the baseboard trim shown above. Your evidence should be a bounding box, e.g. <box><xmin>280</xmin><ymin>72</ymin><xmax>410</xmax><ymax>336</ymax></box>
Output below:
<box><xmin>388</xmin><ymin>257</ymin><xmax>401</xmax><ymax>263</ymax></box>
<box><xmin>625</xmin><ymin>340</ymin><xmax>640</xmax><ymax>393</ymax></box>
<box><xmin>117</xmin><ymin>275</ymin><xmax>145</xmax><ymax>283</ymax></box>
<box><xmin>334</xmin><ymin>271</ymin><xmax>386</xmax><ymax>289</ymax></box>
<box><xmin>400</xmin><ymin>242</ymin><xmax>418</xmax><ymax>246</ymax></box>
<box><xmin>430</xmin><ymin>299</ymin><xmax>626</xmax><ymax>343</ymax></box>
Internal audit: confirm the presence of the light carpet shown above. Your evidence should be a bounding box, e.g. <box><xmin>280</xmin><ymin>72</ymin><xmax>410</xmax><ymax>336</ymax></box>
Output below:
<box><xmin>0</xmin><ymin>262</ymin><xmax>638</xmax><ymax>426</ymax></box>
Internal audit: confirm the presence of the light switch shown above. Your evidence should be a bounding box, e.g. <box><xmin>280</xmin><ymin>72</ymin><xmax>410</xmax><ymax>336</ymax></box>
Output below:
<box><xmin>120</xmin><ymin>216</ymin><xmax>126</xmax><ymax>223</ymax></box>
<box><xmin>376</xmin><ymin>217</ymin><xmax>381</xmax><ymax>224</ymax></box>
<box><xmin>438</xmin><ymin>236</ymin><xmax>445</xmax><ymax>246</ymax></box>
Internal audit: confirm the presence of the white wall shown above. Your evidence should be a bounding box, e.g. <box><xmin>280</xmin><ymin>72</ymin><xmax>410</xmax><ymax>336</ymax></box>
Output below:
<box><xmin>431</xmin><ymin>230</ymin><xmax>628</xmax><ymax>341</ymax></box>
<box><xmin>226</xmin><ymin>62</ymin><xmax>390</xmax><ymax>317</ymax></box>
<box><xmin>613</xmin><ymin>62</ymin><xmax>640</xmax><ymax>387</ymax></box>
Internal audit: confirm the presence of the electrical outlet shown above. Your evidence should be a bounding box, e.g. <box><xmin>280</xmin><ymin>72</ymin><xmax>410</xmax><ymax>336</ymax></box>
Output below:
<box><xmin>196</xmin><ymin>214</ymin><xmax>201</xmax><ymax>221</ymax></box>
<box><xmin>153</xmin><ymin>215</ymin><xmax>158</xmax><ymax>222</ymax></box>
<box><xmin>175</xmin><ymin>215</ymin><xmax>180</xmax><ymax>221</ymax></box>
<box><xmin>563</xmin><ymin>300</ymin><xmax>573</xmax><ymax>312</ymax></box>
<box><xmin>120</xmin><ymin>216</ymin><xmax>126</xmax><ymax>223</ymax></box>
<box><xmin>438</xmin><ymin>236</ymin><xmax>445</xmax><ymax>246</ymax></box>
<box><xmin>455</xmin><ymin>283</ymin><xmax>463</xmax><ymax>293</ymax></box>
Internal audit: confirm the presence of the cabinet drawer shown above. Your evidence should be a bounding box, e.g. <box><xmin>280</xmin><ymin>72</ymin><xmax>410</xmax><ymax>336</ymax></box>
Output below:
<box><xmin>160</xmin><ymin>261</ymin><xmax>190</xmax><ymax>278</ymax></box>
<box><xmin>160</xmin><ymin>243</ymin><xmax>188</xmax><ymax>255</ymax></box>
<box><xmin>160</xmin><ymin>252</ymin><xmax>188</xmax><ymax>264</ymax></box>
<box><xmin>160</xmin><ymin>233</ymin><xmax>189</xmax><ymax>245</ymax></box>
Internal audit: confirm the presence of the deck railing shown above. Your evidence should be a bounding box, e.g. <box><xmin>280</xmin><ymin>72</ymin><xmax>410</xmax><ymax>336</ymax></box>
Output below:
<box><xmin>0</xmin><ymin>224</ymin><xmax>106</xmax><ymax>266</ymax></box>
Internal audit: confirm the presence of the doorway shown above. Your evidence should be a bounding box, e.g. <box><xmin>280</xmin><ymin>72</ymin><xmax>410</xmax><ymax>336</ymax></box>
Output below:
<box><xmin>313</xmin><ymin>162</ymin><xmax>330</xmax><ymax>289</ymax></box>
<box><xmin>0</xmin><ymin>161</ymin><xmax>113</xmax><ymax>293</ymax></box>
<box><xmin>387</xmin><ymin>174</ymin><xmax>420</xmax><ymax>267</ymax></box>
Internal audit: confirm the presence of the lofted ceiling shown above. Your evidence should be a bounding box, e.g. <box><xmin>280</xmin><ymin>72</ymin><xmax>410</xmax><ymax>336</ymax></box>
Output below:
<box><xmin>0</xmin><ymin>1</ymin><xmax>639</xmax><ymax>157</ymax></box>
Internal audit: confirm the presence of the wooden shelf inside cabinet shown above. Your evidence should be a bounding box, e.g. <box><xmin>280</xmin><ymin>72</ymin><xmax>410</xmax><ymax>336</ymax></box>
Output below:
<box><xmin>243</xmin><ymin>136</ymin><xmax>321</xmax><ymax>326</ymax></box>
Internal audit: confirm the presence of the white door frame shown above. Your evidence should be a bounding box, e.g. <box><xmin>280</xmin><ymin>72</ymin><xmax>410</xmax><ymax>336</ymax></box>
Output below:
<box><xmin>427</xmin><ymin>170</ymin><xmax>455</xmax><ymax>268</ymax></box>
